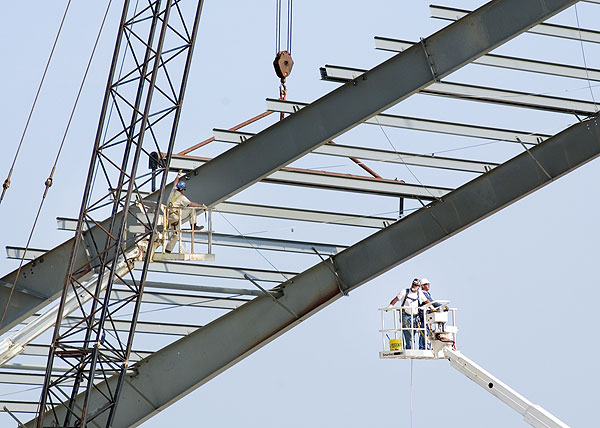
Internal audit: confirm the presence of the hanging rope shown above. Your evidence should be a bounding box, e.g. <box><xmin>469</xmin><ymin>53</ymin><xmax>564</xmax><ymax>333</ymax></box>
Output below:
<box><xmin>274</xmin><ymin>0</ymin><xmax>294</xmax><ymax>120</ymax></box>
<box><xmin>0</xmin><ymin>0</ymin><xmax>114</xmax><ymax>330</ymax></box>
<box><xmin>410</xmin><ymin>359</ymin><xmax>414</xmax><ymax>428</ymax></box>
<box><xmin>0</xmin><ymin>0</ymin><xmax>73</xmax><ymax>206</ymax></box>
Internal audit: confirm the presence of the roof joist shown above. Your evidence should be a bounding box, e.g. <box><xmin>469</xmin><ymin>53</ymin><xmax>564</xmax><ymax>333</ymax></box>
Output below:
<box><xmin>430</xmin><ymin>4</ymin><xmax>600</xmax><ymax>44</ymax></box>
<box><xmin>320</xmin><ymin>65</ymin><xmax>598</xmax><ymax>116</ymax></box>
<box><xmin>213</xmin><ymin>128</ymin><xmax>498</xmax><ymax>173</ymax></box>
<box><xmin>374</xmin><ymin>37</ymin><xmax>600</xmax><ymax>81</ymax></box>
<box><xmin>266</xmin><ymin>98</ymin><xmax>549</xmax><ymax>144</ymax></box>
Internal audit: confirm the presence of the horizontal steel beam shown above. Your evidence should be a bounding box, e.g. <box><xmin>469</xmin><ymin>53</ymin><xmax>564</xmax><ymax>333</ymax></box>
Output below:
<box><xmin>114</xmin><ymin>287</ymin><xmax>249</xmax><ymax>309</ymax></box>
<box><xmin>215</xmin><ymin>201</ymin><xmax>394</xmax><ymax>229</ymax></box>
<box><xmin>125</xmin><ymin>280</ymin><xmax>266</xmax><ymax>297</ymax></box>
<box><xmin>60</xmin><ymin>199</ymin><xmax>395</xmax><ymax>230</ymax></box>
<box><xmin>139</xmin><ymin>261</ymin><xmax>298</xmax><ymax>283</ymax></box>
<box><xmin>213</xmin><ymin>128</ymin><xmax>498</xmax><ymax>173</ymax></box>
<box><xmin>170</xmin><ymin>155</ymin><xmax>450</xmax><ymax>200</ymax></box>
<box><xmin>57</xmin><ymin>111</ymin><xmax>600</xmax><ymax>428</ymax></box>
<box><xmin>59</xmin><ymin>315</ymin><xmax>202</xmax><ymax>336</ymax></box>
<box><xmin>320</xmin><ymin>65</ymin><xmax>598</xmax><ymax>116</ymax></box>
<box><xmin>430</xmin><ymin>4</ymin><xmax>600</xmax><ymax>44</ymax></box>
<box><xmin>54</xmin><ymin>220</ymin><xmax>346</xmax><ymax>255</ymax></box>
<box><xmin>0</xmin><ymin>401</ymin><xmax>38</xmax><ymax>413</ymax></box>
<box><xmin>266</xmin><ymin>98</ymin><xmax>549</xmax><ymax>145</ymax></box>
<box><xmin>21</xmin><ymin>344</ymin><xmax>152</xmax><ymax>360</ymax></box>
<box><xmin>374</xmin><ymin>37</ymin><xmax>600</xmax><ymax>81</ymax></box>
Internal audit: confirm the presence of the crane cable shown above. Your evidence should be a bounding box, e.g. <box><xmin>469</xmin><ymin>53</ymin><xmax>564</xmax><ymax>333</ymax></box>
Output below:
<box><xmin>0</xmin><ymin>0</ymin><xmax>115</xmax><ymax>330</ymax></box>
<box><xmin>274</xmin><ymin>0</ymin><xmax>294</xmax><ymax>120</ymax></box>
<box><xmin>0</xmin><ymin>0</ymin><xmax>73</xmax><ymax>206</ymax></box>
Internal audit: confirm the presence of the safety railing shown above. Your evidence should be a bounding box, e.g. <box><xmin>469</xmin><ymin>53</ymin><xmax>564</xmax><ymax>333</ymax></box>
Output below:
<box><xmin>379</xmin><ymin>301</ymin><xmax>457</xmax><ymax>359</ymax></box>
<box><xmin>158</xmin><ymin>205</ymin><xmax>213</xmax><ymax>255</ymax></box>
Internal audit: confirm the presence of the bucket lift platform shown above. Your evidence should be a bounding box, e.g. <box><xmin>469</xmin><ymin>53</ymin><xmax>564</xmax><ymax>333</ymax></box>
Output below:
<box><xmin>379</xmin><ymin>301</ymin><xmax>456</xmax><ymax>359</ymax></box>
<box><xmin>378</xmin><ymin>301</ymin><xmax>571</xmax><ymax>428</ymax></box>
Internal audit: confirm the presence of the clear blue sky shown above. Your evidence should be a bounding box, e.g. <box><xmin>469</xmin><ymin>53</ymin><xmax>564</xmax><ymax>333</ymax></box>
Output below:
<box><xmin>0</xmin><ymin>1</ymin><xmax>597</xmax><ymax>427</ymax></box>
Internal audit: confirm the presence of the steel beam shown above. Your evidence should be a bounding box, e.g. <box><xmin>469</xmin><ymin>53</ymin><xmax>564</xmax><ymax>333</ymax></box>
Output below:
<box><xmin>53</xmin><ymin>224</ymin><xmax>347</xmax><ymax>256</ymax></box>
<box><xmin>170</xmin><ymin>155</ymin><xmax>451</xmax><ymax>200</ymax></box>
<box><xmin>139</xmin><ymin>261</ymin><xmax>298</xmax><ymax>283</ymax></box>
<box><xmin>266</xmin><ymin>98</ymin><xmax>549</xmax><ymax>145</ymax></box>
<box><xmin>215</xmin><ymin>202</ymin><xmax>394</xmax><ymax>229</ymax></box>
<box><xmin>213</xmin><ymin>129</ymin><xmax>498</xmax><ymax>173</ymax></box>
<box><xmin>320</xmin><ymin>65</ymin><xmax>598</xmax><ymax>116</ymax></box>
<box><xmin>21</xmin><ymin>344</ymin><xmax>151</xmax><ymax>360</ymax></box>
<box><xmin>430</xmin><ymin>4</ymin><xmax>600</xmax><ymax>44</ymax></box>
<box><xmin>123</xmin><ymin>280</ymin><xmax>265</xmax><ymax>297</ymax></box>
<box><xmin>59</xmin><ymin>199</ymin><xmax>396</xmax><ymax>230</ymax></box>
<box><xmin>34</xmin><ymin>111</ymin><xmax>600</xmax><ymax>427</ymax></box>
<box><xmin>5</xmin><ymin>0</ymin><xmax>576</xmax><ymax>338</ymax></box>
<box><xmin>375</xmin><ymin>37</ymin><xmax>600</xmax><ymax>81</ymax></box>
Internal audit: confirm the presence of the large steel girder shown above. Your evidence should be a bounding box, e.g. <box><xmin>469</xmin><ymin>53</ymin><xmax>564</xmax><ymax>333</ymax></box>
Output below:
<box><xmin>0</xmin><ymin>0</ymin><xmax>577</xmax><ymax>336</ymax></box>
<box><xmin>31</xmin><ymin>113</ymin><xmax>600</xmax><ymax>428</ymax></box>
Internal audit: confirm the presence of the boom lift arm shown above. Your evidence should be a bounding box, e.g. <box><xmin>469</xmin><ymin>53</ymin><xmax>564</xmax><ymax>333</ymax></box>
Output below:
<box><xmin>444</xmin><ymin>348</ymin><xmax>569</xmax><ymax>428</ymax></box>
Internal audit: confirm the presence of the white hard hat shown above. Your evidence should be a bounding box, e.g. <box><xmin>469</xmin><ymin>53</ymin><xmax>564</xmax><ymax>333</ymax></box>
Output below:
<box><xmin>421</xmin><ymin>278</ymin><xmax>430</xmax><ymax>285</ymax></box>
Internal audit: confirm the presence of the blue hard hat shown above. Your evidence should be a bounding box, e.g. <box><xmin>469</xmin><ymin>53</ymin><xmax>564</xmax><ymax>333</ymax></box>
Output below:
<box><xmin>176</xmin><ymin>180</ymin><xmax>187</xmax><ymax>191</ymax></box>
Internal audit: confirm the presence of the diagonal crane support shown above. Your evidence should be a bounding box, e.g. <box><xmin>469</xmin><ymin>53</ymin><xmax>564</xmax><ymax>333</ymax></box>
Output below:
<box><xmin>0</xmin><ymin>0</ymin><xmax>576</xmax><ymax>337</ymax></box>
<box><xmin>30</xmin><ymin>112</ymin><xmax>600</xmax><ymax>428</ymax></box>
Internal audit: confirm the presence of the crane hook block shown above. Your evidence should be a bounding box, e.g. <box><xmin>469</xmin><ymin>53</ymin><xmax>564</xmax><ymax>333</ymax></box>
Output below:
<box><xmin>273</xmin><ymin>51</ymin><xmax>294</xmax><ymax>81</ymax></box>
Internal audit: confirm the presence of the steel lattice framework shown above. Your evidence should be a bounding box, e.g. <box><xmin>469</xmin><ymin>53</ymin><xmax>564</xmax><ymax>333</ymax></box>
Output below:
<box><xmin>35</xmin><ymin>0</ymin><xmax>204</xmax><ymax>426</ymax></box>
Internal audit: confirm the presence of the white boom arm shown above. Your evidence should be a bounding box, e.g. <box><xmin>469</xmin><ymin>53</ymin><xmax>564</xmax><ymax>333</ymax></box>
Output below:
<box><xmin>444</xmin><ymin>347</ymin><xmax>570</xmax><ymax>428</ymax></box>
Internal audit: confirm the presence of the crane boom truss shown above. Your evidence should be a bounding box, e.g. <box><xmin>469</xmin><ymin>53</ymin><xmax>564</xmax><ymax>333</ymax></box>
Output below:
<box><xmin>35</xmin><ymin>0</ymin><xmax>204</xmax><ymax>426</ymax></box>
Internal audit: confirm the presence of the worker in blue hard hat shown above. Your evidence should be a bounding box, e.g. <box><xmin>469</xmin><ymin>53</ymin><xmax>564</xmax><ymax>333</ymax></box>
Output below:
<box><xmin>165</xmin><ymin>180</ymin><xmax>206</xmax><ymax>253</ymax></box>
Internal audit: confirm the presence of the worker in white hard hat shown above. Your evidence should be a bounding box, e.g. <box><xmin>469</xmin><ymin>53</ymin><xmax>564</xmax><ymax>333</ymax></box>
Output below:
<box><xmin>165</xmin><ymin>180</ymin><xmax>206</xmax><ymax>253</ymax></box>
<box><xmin>387</xmin><ymin>278</ymin><xmax>430</xmax><ymax>349</ymax></box>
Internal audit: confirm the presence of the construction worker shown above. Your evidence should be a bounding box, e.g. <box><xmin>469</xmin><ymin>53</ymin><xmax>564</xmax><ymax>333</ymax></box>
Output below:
<box><xmin>387</xmin><ymin>278</ymin><xmax>430</xmax><ymax>349</ymax></box>
<box><xmin>165</xmin><ymin>180</ymin><xmax>206</xmax><ymax>253</ymax></box>
<box><xmin>420</xmin><ymin>278</ymin><xmax>441</xmax><ymax>308</ymax></box>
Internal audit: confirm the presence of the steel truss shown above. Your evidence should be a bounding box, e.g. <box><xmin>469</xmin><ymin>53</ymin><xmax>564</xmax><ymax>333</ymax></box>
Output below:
<box><xmin>35</xmin><ymin>0</ymin><xmax>204</xmax><ymax>427</ymax></box>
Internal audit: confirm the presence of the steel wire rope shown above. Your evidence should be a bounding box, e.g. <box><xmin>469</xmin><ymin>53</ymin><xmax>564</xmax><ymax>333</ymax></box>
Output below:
<box><xmin>0</xmin><ymin>0</ymin><xmax>73</xmax><ymax>205</ymax></box>
<box><xmin>574</xmin><ymin>3</ymin><xmax>598</xmax><ymax>111</ymax></box>
<box><xmin>374</xmin><ymin>116</ymin><xmax>441</xmax><ymax>204</ymax></box>
<box><xmin>214</xmin><ymin>208</ymin><xmax>291</xmax><ymax>281</ymax></box>
<box><xmin>287</xmin><ymin>0</ymin><xmax>293</xmax><ymax>53</ymax></box>
<box><xmin>0</xmin><ymin>0</ymin><xmax>115</xmax><ymax>330</ymax></box>
<box><xmin>275</xmin><ymin>0</ymin><xmax>292</xmax><ymax>54</ymax></box>
<box><xmin>275</xmin><ymin>0</ymin><xmax>281</xmax><ymax>54</ymax></box>
<box><xmin>0</xmin><ymin>385</ymin><xmax>41</xmax><ymax>398</ymax></box>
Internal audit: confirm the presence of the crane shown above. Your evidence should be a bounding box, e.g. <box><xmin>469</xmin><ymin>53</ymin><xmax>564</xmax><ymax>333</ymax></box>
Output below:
<box><xmin>34</xmin><ymin>1</ymin><xmax>205</xmax><ymax>426</ymax></box>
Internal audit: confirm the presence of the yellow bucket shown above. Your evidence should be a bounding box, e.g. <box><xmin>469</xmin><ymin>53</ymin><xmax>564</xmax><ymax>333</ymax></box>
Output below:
<box><xmin>389</xmin><ymin>339</ymin><xmax>402</xmax><ymax>351</ymax></box>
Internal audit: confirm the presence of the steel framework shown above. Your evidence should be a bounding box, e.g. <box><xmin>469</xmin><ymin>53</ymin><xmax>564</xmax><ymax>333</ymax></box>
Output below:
<box><xmin>35</xmin><ymin>0</ymin><xmax>204</xmax><ymax>426</ymax></box>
